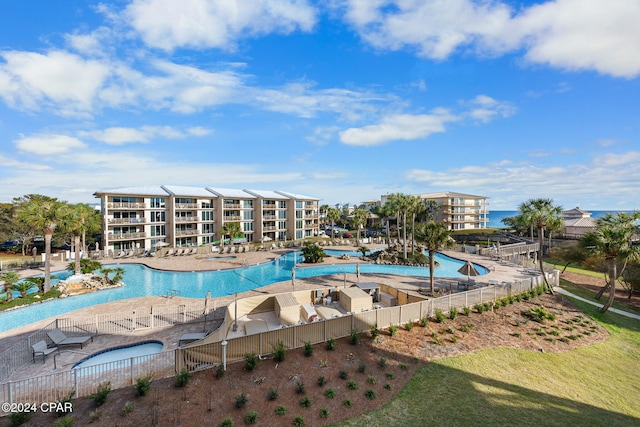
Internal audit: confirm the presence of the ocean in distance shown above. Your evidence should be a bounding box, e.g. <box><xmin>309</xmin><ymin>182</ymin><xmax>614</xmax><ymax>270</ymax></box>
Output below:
<box><xmin>487</xmin><ymin>210</ymin><xmax>632</xmax><ymax>229</ymax></box>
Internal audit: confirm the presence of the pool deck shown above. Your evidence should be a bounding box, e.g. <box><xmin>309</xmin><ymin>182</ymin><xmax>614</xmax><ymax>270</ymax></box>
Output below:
<box><xmin>1</xmin><ymin>244</ymin><xmax>541</xmax><ymax>381</ymax></box>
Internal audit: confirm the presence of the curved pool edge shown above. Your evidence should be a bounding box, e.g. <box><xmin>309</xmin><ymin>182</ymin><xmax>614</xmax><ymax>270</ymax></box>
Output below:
<box><xmin>72</xmin><ymin>339</ymin><xmax>164</xmax><ymax>370</ymax></box>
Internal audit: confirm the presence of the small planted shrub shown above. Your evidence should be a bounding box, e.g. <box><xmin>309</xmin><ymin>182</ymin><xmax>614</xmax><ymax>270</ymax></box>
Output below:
<box><xmin>462</xmin><ymin>322</ymin><xmax>475</xmax><ymax>332</ymax></box>
<box><xmin>90</xmin><ymin>381</ymin><xmax>111</xmax><ymax>406</ymax></box>
<box><xmin>296</xmin><ymin>381</ymin><xmax>306</xmax><ymax>394</ymax></box>
<box><xmin>419</xmin><ymin>316</ymin><xmax>429</xmax><ymax>327</ymax></box>
<box><xmin>317</xmin><ymin>376</ymin><xmax>327</xmax><ymax>386</ymax></box>
<box><xmin>386</xmin><ymin>372</ymin><xmax>395</xmax><ymax>379</ymax></box>
<box><xmin>446</xmin><ymin>326</ymin><xmax>456</xmax><ymax>335</ymax></box>
<box><xmin>267</xmin><ymin>388</ymin><xmax>279</xmax><ymax>401</ymax></box>
<box><xmin>216</xmin><ymin>363</ymin><xmax>226</xmax><ymax>379</ymax></box>
<box><xmin>326</xmin><ymin>338</ymin><xmax>336</xmax><ymax>351</ymax></box>
<box><xmin>384</xmin><ymin>383</ymin><xmax>392</xmax><ymax>391</ymax></box>
<box><xmin>54</xmin><ymin>416</ymin><xmax>75</xmax><ymax>427</ymax></box>
<box><xmin>122</xmin><ymin>401</ymin><xmax>134</xmax><ymax>415</ymax></box>
<box><xmin>245</xmin><ymin>410</ymin><xmax>258</xmax><ymax>425</ymax></box>
<box><xmin>343</xmin><ymin>399</ymin><xmax>353</xmax><ymax>408</ymax></box>
<box><xmin>8</xmin><ymin>412</ymin><xmax>31</xmax><ymax>426</ymax></box>
<box><xmin>275</xmin><ymin>405</ymin><xmax>287</xmax><ymax>416</ymax></box>
<box><xmin>370</xmin><ymin>324</ymin><xmax>381</xmax><ymax>339</ymax></box>
<box><xmin>524</xmin><ymin>306</ymin><xmax>557</xmax><ymax>323</ymax></box>
<box><xmin>449</xmin><ymin>306</ymin><xmax>459</xmax><ymax>320</ymax></box>
<box><xmin>235</xmin><ymin>393</ymin><xmax>248</xmax><ymax>408</ymax></box>
<box><xmin>404</xmin><ymin>321</ymin><xmax>414</xmax><ymax>331</ymax></box>
<box><xmin>378</xmin><ymin>356</ymin><xmax>388</xmax><ymax>367</ymax></box>
<box><xmin>365</xmin><ymin>389</ymin><xmax>377</xmax><ymax>400</ymax></box>
<box><xmin>358</xmin><ymin>363</ymin><xmax>366</xmax><ymax>373</ymax></box>
<box><xmin>245</xmin><ymin>353</ymin><xmax>259</xmax><ymax>371</ymax></box>
<box><xmin>512</xmin><ymin>332</ymin><xmax>521</xmax><ymax>338</ymax></box>
<box><xmin>175</xmin><ymin>369</ymin><xmax>192</xmax><ymax>388</ymax></box>
<box><xmin>346</xmin><ymin>380</ymin><xmax>358</xmax><ymax>390</ymax></box>
<box><xmin>349</xmin><ymin>329</ymin><xmax>361</xmax><ymax>345</ymax></box>
<box><xmin>221</xmin><ymin>417</ymin><xmax>234</xmax><ymax>427</ymax></box>
<box><xmin>135</xmin><ymin>375</ymin><xmax>153</xmax><ymax>397</ymax></box>
<box><xmin>324</xmin><ymin>388</ymin><xmax>336</xmax><ymax>399</ymax></box>
<box><xmin>319</xmin><ymin>408</ymin><xmax>329</xmax><ymax>419</ymax></box>
<box><xmin>388</xmin><ymin>324</ymin><xmax>398</xmax><ymax>336</ymax></box>
<box><xmin>462</xmin><ymin>306</ymin><xmax>472</xmax><ymax>316</ymax></box>
<box><xmin>299</xmin><ymin>396</ymin><xmax>312</xmax><ymax>408</ymax></box>
<box><xmin>339</xmin><ymin>370</ymin><xmax>349</xmax><ymax>380</ymax></box>
<box><xmin>434</xmin><ymin>308</ymin><xmax>446</xmax><ymax>323</ymax></box>
<box><xmin>367</xmin><ymin>375</ymin><xmax>377</xmax><ymax>385</ymax></box>
<box><xmin>273</xmin><ymin>340</ymin><xmax>287</xmax><ymax>362</ymax></box>
<box><xmin>401</xmin><ymin>363</ymin><xmax>409</xmax><ymax>370</ymax></box>
<box><xmin>304</xmin><ymin>341</ymin><xmax>313</xmax><ymax>357</ymax></box>
<box><xmin>293</xmin><ymin>415</ymin><xmax>306</xmax><ymax>427</ymax></box>
<box><xmin>89</xmin><ymin>411</ymin><xmax>101</xmax><ymax>422</ymax></box>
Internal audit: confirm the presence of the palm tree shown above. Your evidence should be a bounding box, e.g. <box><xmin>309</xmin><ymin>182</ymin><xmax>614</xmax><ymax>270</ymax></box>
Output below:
<box><xmin>415</xmin><ymin>221</ymin><xmax>454</xmax><ymax>295</ymax></box>
<box><xmin>377</xmin><ymin>202</ymin><xmax>395</xmax><ymax>250</ymax></box>
<box><xmin>408</xmin><ymin>195</ymin><xmax>425</xmax><ymax>255</ymax></box>
<box><xmin>319</xmin><ymin>204</ymin><xmax>329</xmax><ymax>230</ymax></box>
<box><xmin>327</xmin><ymin>208</ymin><xmax>341</xmax><ymax>239</ymax></box>
<box><xmin>517</xmin><ymin>198</ymin><xmax>564</xmax><ymax>294</ymax></box>
<box><xmin>15</xmin><ymin>195</ymin><xmax>65</xmax><ymax>292</ymax></box>
<box><xmin>221</xmin><ymin>222</ymin><xmax>243</xmax><ymax>246</ymax></box>
<box><xmin>387</xmin><ymin>193</ymin><xmax>411</xmax><ymax>259</ymax></box>
<box><xmin>301</xmin><ymin>242</ymin><xmax>326</xmax><ymax>263</ymax></box>
<box><xmin>0</xmin><ymin>270</ymin><xmax>20</xmax><ymax>301</ymax></box>
<box><xmin>580</xmin><ymin>212</ymin><xmax>640</xmax><ymax>313</ymax></box>
<box><xmin>12</xmin><ymin>280</ymin><xmax>36</xmax><ymax>298</ymax></box>
<box><xmin>352</xmin><ymin>208</ymin><xmax>369</xmax><ymax>246</ymax></box>
<box><xmin>59</xmin><ymin>203</ymin><xmax>99</xmax><ymax>275</ymax></box>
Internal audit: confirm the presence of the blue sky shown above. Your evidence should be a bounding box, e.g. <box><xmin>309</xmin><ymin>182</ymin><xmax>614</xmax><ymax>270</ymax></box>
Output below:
<box><xmin>0</xmin><ymin>0</ymin><xmax>638</xmax><ymax>210</ymax></box>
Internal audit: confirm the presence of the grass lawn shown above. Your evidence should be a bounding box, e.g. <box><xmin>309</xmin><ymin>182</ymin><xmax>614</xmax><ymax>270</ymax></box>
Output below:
<box><xmin>337</xmin><ymin>288</ymin><xmax>640</xmax><ymax>427</ymax></box>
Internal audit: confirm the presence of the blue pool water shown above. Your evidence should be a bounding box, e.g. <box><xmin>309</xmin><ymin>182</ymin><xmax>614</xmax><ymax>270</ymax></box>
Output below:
<box><xmin>0</xmin><ymin>251</ymin><xmax>486</xmax><ymax>332</ymax></box>
<box><xmin>73</xmin><ymin>340</ymin><xmax>163</xmax><ymax>371</ymax></box>
<box><xmin>324</xmin><ymin>249</ymin><xmax>382</xmax><ymax>257</ymax></box>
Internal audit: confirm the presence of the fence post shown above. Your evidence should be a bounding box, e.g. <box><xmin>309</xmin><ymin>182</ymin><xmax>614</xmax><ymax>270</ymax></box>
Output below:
<box><xmin>8</xmin><ymin>381</ymin><xmax>12</xmax><ymax>405</ymax></box>
<box><xmin>222</xmin><ymin>340</ymin><xmax>228</xmax><ymax>370</ymax></box>
<box><xmin>132</xmin><ymin>311</ymin><xmax>136</xmax><ymax>332</ymax></box>
<box><xmin>130</xmin><ymin>357</ymin><xmax>135</xmax><ymax>384</ymax></box>
<box><xmin>465</xmin><ymin>291</ymin><xmax>468</xmax><ymax>308</ymax></box>
<box><xmin>448</xmin><ymin>294</ymin><xmax>451</xmax><ymax>310</ymax></box>
<box><xmin>150</xmin><ymin>306</ymin><xmax>154</xmax><ymax>329</ymax></box>
<box><xmin>494</xmin><ymin>286</ymin><xmax>497</xmax><ymax>301</ymax></box>
<box><xmin>73</xmin><ymin>370</ymin><xmax>78</xmax><ymax>398</ymax></box>
<box><xmin>480</xmin><ymin>288</ymin><xmax>483</xmax><ymax>304</ymax></box>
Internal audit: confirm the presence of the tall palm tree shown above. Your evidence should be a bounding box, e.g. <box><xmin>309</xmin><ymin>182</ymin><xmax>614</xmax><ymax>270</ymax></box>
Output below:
<box><xmin>59</xmin><ymin>203</ymin><xmax>100</xmax><ymax>275</ymax></box>
<box><xmin>408</xmin><ymin>195</ymin><xmax>425</xmax><ymax>255</ymax></box>
<box><xmin>352</xmin><ymin>207</ymin><xmax>369</xmax><ymax>246</ymax></box>
<box><xmin>327</xmin><ymin>208</ymin><xmax>341</xmax><ymax>239</ymax></box>
<box><xmin>580</xmin><ymin>212</ymin><xmax>640</xmax><ymax>313</ymax></box>
<box><xmin>319</xmin><ymin>204</ymin><xmax>329</xmax><ymax>230</ymax></box>
<box><xmin>16</xmin><ymin>195</ymin><xmax>65</xmax><ymax>292</ymax></box>
<box><xmin>415</xmin><ymin>221</ymin><xmax>454</xmax><ymax>295</ymax></box>
<box><xmin>377</xmin><ymin>202</ymin><xmax>395</xmax><ymax>249</ymax></box>
<box><xmin>221</xmin><ymin>222</ymin><xmax>243</xmax><ymax>246</ymax></box>
<box><xmin>517</xmin><ymin>198</ymin><xmax>564</xmax><ymax>294</ymax></box>
<box><xmin>387</xmin><ymin>193</ymin><xmax>411</xmax><ymax>259</ymax></box>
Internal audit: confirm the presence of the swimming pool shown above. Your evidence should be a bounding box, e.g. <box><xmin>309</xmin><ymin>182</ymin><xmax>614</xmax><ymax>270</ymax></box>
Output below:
<box><xmin>324</xmin><ymin>249</ymin><xmax>382</xmax><ymax>257</ymax></box>
<box><xmin>73</xmin><ymin>340</ymin><xmax>163</xmax><ymax>372</ymax></box>
<box><xmin>0</xmin><ymin>251</ymin><xmax>486</xmax><ymax>332</ymax></box>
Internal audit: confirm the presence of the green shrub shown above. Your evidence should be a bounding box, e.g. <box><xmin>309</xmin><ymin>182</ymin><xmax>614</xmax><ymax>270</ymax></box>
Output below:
<box><xmin>378</xmin><ymin>356</ymin><xmax>388</xmax><ymax>367</ymax></box>
<box><xmin>319</xmin><ymin>408</ymin><xmax>329</xmax><ymax>419</ymax></box>
<box><xmin>221</xmin><ymin>417</ymin><xmax>234</xmax><ymax>427</ymax></box>
<box><xmin>326</xmin><ymin>338</ymin><xmax>336</xmax><ymax>351</ymax></box>
<box><xmin>8</xmin><ymin>411</ymin><xmax>31</xmax><ymax>426</ymax></box>
<box><xmin>349</xmin><ymin>329</ymin><xmax>361</xmax><ymax>345</ymax></box>
<box><xmin>358</xmin><ymin>363</ymin><xmax>366</xmax><ymax>373</ymax></box>
<box><xmin>135</xmin><ymin>375</ymin><xmax>153</xmax><ymax>397</ymax></box>
<box><xmin>245</xmin><ymin>353</ymin><xmax>259</xmax><ymax>371</ymax></box>
<box><xmin>122</xmin><ymin>401</ymin><xmax>134</xmax><ymax>415</ymax></box>
<box><xmin>461</xmin><ymin>322</ymin><xmax>474</xmax><ymax>332</ymax></box>
<box><xmin>275</xmin><ymin>405</ymin><xmax>287</xmax><ymax>416</ymax></box>
<box><xmin>474</xmin><ymin>304</ymin><xmax>485</xmax><ymax>314</ymax></box>
<box><xmin>267</xmin><ymin>388</ymin><xmax>278</xmax><ymax>401</ymax></box>
<box><xmin>343</xmin><ymin>399</ymin><xmax>353</xmax><ymax>408</ymax></box>
<box><xmin>386</xmin><ymin>372</ymin><xmax>395</xmax><ymax>379</ymax></box>
<box><xmin>299</xmin><ymin>396</ymin><xmax>312</xmax><ymax>408</ymax></box>
<box><xmin>339</xmin><ymin>370</ymin><xmax>348</xmax><ymax>380</ymax></box>
<box><xmin>317</xmin><ymin>376</ymin><xmax>327</xmax><ymax>386</ymax></box>
<box><xmin>370</xmin><ymin>324</ymin><xmax>381</xmax><ymax>339</ymax></box>
<box><xmin>89</xmin><ymin>411</ymin><xmax>101</xmax><ymax>422</ymax></box>
<box><xmin>90</xmin><ymin>381</ymin><xmax>111</xmax><ymax>406</ymax></box>
<box><xmin>235</xmin><ymin>393</ymin><xmax>248</xmax><ymax>408</ymax></box>
<box><xmin>462</xmin><ymin>306</ymin><xmax>472</xmax><ymax>316</ymax></box>
<box><xmin>404</xmin><ymin>321</ymin><xmax>414</xmax><ymax>331</ymax></box>
<box><xmin>296</xmin><ymin>381</ymin><xmax>306</xmax><ymax>394</ymax></box>
<box><xmin>245</xmin><ymin>410</ymin><xmax>258</xmax><ymax>425</ymax></box>
<box><xmin>216</xmin><ymin>363</ymin><xmax>225</xmax><ymax>379</ymax></box>
<box><xmin>434</xmin><ymin>308</ymin><xmax>446</xmax><ymax>323</ymax></box>
<box><xmin>54</xmin><ymin>416</ymin><xmax>75</xmax><ymax>427</ymax></box>
<box><xmin>324</xmin><ymin>387</ymin><xmax>336</xmax><ymax>399</ymax></box>
<box><xmin>384</xmin><ymin>383</ymin><xmax>392</xmax><ymax>391</ymax></box>
<box><xmin>303</xmin><ymin>341</ymin><xmax>313</xmax><ymax>357</ymax></box>
<box><xmin>419</xmin><ymin>316</ymin><xmax>429</xmax><ymax>327</ymax></box>
<box><xmin>449</xmin><ymin>306</ymin><xmax>459</xmax><ymax>320</ymax></box>
<box><xmin>365</xmin><ymin>389</ymin><xmax>377</xmax><ymax>400</ymax></box>
<box><xmin>273</xmin><ymin>340</ymin><xmax>287</xmax><ymax>362</ymax></box>
<box><xmin>367</xmin><ymin>375</ymin><xmax>377</xmax><ymax>384</ymax></box>
<box><xmin>388</xmin><ymin>324</ymin><xmax>398</xmax><ymax>336</ymax></box>
<box><xmin>524</xmin><ymin>306</ymin><xmax>557</xmax><ymax>323</ymax></box>
<box><xmin>293</xmin><ymin>415</ymin><xmax>305</xmax><ymax>427</ymax></box>
<box><xmin>346</xmin><ymin>380</ymin><xmax>358</xmax><ymax>390</ymax></box>
<box><xmin>175</xmin><ymin>369</ymin><xmax>192</xmax><ymax>388</ymax></box>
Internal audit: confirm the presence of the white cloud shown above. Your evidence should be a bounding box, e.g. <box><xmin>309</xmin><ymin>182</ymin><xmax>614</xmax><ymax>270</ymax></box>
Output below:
<box><xmin>0</xmin><ymin>155</ymin><xmax>50</xmax><ymax>171</ymax></box>
<box><xmin>337</xmin><ymin>0</ymin><xmax>640</xmax><ymax>78</ymax></box>
<box><xmin>463</xmin><ymin>94</ymin><xmax>516</xmax><ymax>123</ymax></box>
<box><xmin>187</xmin><ymin>126</ymin><xmax>213</xmax><ymax>137</ymax></box>
<box><xmin>15</xmin><ymin>134</ymin><xmax>86</xmax><ymax>155</ymax></box>
<box><xmin>123</xmin><ymin>0</ymin><xmax>317</xmax><ymax>51</ymax></box>
<box><xmin>80</xmin><ymin>125</ymin><xmax>212</xmax><ymax>145</ymax></box>
<box><xmin>339</xmin><ymin>109</ymin><xmax>458</xmax><ymax>146</ymax></box>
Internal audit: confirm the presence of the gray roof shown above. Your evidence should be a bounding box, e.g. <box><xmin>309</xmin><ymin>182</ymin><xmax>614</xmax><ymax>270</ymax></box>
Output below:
<box><xmin>275</xmin><ymin>190</ymin><xmax>318</xmax><ymax>200</ymax></box>
<box><xmin>161</xmin><ymin>185</ymin><xmax>217</xmax><ymax>197</ymax></box>
<box><xmin>243</xmin><ymin>189</ymin><xmax>288</xmax><ymax>199</ymax></box>
<box><xmin>94</xmin><ymin>186</ymin><xmax>169</xmax><ymax>196</ymax></box>
<box><xmin>207</xmin><ymin>187</ymin><xmax>256</xmax><ymax>198</ymax></box>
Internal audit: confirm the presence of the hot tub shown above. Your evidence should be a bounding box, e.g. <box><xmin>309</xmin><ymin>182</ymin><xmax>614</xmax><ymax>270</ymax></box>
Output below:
<box><xmin>72</xmin><ymin>340</ymin><xmax>163</xmax><ymax>371</ymax></box>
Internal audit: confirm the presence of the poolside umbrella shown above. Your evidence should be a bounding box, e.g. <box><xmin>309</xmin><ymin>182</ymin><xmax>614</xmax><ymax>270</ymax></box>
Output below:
<box><xmin>153</xmin><ymin>241</ymin><xmax>169</xmax><ymax>248</ymax></box>
<box><xmin>291</xmin><ymin>267</ymin><xmax>296</xmax><ymax>288</ymax></box>
<box><xmin>458</xmin><ymin>260</ymin><xmax>480</xmax><ymax>282</ymax></box>
<box><xmin>356</xmin><ymin>262</ymin><xmax>360</xmax><ymax>282</ymax></box>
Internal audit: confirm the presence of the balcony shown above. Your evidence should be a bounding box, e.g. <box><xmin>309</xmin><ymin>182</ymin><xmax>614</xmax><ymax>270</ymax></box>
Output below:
<box><xmin>176</xmin><ymin>229</ymin><xmax>199</xmax><ymax>237</ymax></box>
<box><xmin>263</xmin><ymin>214</ymin><xmax>276</xmax><ymax>220</ymax></box>
<box><xmin>107</xmin><ymin>202</ymin><xmax>146</xmax><ymax>209</ymax></box>
<box><xmin>223</xmin><ymin>203</ymin><xmax>241</xmax><ymax>209</ymax></box>
<box><xmin>223</xmin><ymin>216</ymin><xmax>241</xmax><ymax>221</ymax></box>
<box><xmin>175</xmin><ymin>216</ymin><xmax>198</xmax><ymax>223</ymax></box>
<box><xmin>108</xmin><ymin>232</ymin><xmax>147</xmax><ymax>240</ymax></box>
<box><xmin>175</xmin><ymin>203</ymin><xmax>198</xmax><ymax>209</ymax></box>
<box><xmin>108</xmin><ymin>217</ymin><xmax>146</xmax><ymax>225</ymax></box>
<box><xmin>263</xmin><ymin>226</ymin><xmax>277</xmax><ymax>231</ymax></box>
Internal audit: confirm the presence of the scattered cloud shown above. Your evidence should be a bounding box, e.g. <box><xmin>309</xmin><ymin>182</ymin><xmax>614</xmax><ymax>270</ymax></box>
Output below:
<box><xmin>123</xmin><ymin>0</ymin><xmax>318</xmax><ymax>51</ymax></box>
<box><xmin>463</xmin><ymin>94</ymin><xmax>516</xmax><ymax>123</ymax></box>
<box><xmin>15</xmin><ymin>134</ymin><xmax>86</xmax><ymax>155</ymax></box>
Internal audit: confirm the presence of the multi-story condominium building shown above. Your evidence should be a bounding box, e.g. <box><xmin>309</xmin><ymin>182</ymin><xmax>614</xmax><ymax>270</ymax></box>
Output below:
<box><xmin>381</xmin><ymin>191</ymin><xmax>489</xmax><ymax>230</ymax></box>
<box><xmin>94</xmin><ymin>185</ymin><xmax>319</xmax><ymax>254</ymax></box>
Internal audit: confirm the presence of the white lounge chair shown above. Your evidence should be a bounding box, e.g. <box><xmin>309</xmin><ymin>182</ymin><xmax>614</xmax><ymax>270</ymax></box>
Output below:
<box><xmin>164</xmin><ymin>249</ymin><xmax>174</xmax><ymax>257</ymax></box>
<box><xmin>47</xmin><ymin>329</ymin><xmax>93</xmax><ymax>349</ymax></box>
<box><xmin>31</xmin><ymin>340</ymin><xmax>58</xmax><ymax>363</ymax></box>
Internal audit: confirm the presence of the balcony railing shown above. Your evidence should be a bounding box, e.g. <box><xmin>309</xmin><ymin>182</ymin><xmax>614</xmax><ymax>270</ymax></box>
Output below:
<box><xmin>263</xmin><ymin>226</ymin><xmax>277</xmax><ymax>231</ymax></box>
<box><xmin>223</xmin><ymin>204</ymin><xmax>241</xmax><ymax>209</ymax></box>
<box><xmin>175</xmin><ymin>216</ymin><xmax>198</xmax><ymax>223</ymax></box>
<box><xmin>107</xmin><ymin>202</ymin><xmax>146</xmax><ymax>209</ymax></box>
<box><xmin>223</xmin><ymin>216</ymin><xmax>241</xmax><ymax>221</ymax></box>
<box><xmin>263</xmin><ymin>215</ymin><xmax>276</xmax><ymax>220</ymax></box>
<box><xmin>175</xmin><ymin>203</ymin><xmax>198</xmax><ymax>209</ymax></box>
<box><xmin>176</xmin><ymin>229</ymin><xmax>199</xmax><ymax>236</ymax></box>
<box><xmin>108</xmin><ymin>218</ymin><xmax>145</xmax><ymax>225</ymax></box>
<box><xmin>107</xmin><ymin>232</ymin><xmax>146</xmax><ymax>240</ymax></box>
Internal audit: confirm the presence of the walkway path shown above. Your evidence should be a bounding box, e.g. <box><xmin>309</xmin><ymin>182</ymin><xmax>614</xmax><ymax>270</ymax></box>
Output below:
<box><xmin>554</xmin><ymin>286</ymin><xmax>640</xmax><ymax>320</ymax></box>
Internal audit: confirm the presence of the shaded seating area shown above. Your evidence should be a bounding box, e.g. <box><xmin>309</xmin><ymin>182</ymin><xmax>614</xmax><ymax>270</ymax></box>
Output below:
<box><xmin>47</xmin><ymin>329</ymin><xmax>93</xmax><ymax>349</ymax></box>
<box><xmin>31</xmin><ymin>340</ymin><xmax>58</xmax><ymax>363</ymax></box>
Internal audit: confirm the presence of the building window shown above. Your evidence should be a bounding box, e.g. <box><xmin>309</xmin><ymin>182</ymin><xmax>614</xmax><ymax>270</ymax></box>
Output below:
<box><xmin>243</xmin><ymin>210</ymin><xmax>254</xmax><ymax>220</ymax></box>
<box><xmin>151</xmin><ymin>225</ymin><xmax>165</xmax><ymax>237</ymax></box>
<box><xmin>202</xmin><ymin>210</ymin><xmax>214</xmax><ymax>221</ymax></box>
<box><xmin>151</xmin><ymin>211</ymin><xmax>165</xmax><ymax>222</ymax></box>
<box><xmin>243</xmin><ymin>222</ymin><xmax>254</xmax><ymax>232</ymax></box>
<box><xmin>202</xmin><ymin>223</ymin><xmax>214</xmax><ymax>234</ymax></box>
<box><xmin>201</xmin><ymin>201</ymin><xmax>212</xmax><ymax>209</ymax></box>
<box><xmin>278</xmin><ymin>211</ymin><xmax>286</xmax><ymax>219</ymax></box>
<box><xmin>278</xmin><ymin>201</ymin><xmax>286</xmax><ymax>209</ymax></box>
<box><xmin>150</xmin><ymin>197</ymin><xmax>165</xmax><ymax>208</ymax></box>
<box><xmin>296</xmin><ymin>201</ymin><xmax>303</xmax><ymax>209</ymax></box>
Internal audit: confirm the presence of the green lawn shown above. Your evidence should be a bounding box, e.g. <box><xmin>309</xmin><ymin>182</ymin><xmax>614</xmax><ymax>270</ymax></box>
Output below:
<box><xmin>337</xmin><ymin>287</ymin><xmax>640</xmax><ymax>427</ymax></box>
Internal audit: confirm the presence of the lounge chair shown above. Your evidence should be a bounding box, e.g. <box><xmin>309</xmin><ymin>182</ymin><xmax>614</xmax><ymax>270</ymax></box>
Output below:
<box><xmin>47</xmin><ymin>329</ymin><xmax>93</xmax><ymax>349</ymax></box>
<box><xmin>31</xmin><ymin>340</ymin><xmax>58</xmax><ymax>363</ymax></box>
<box><xmin>115</xmin><ymin>251</ymin><xmax>125</xmax><ymax>258</ymax></box>
<box><xmin>164</xmin><ymin>249</ymin><xmax>174</xmax><ymax>257</ymax></box>
<box><xmin>174</xmin><ymin>248</ymin><xmax>183</xmax><ymax>256</ymax></box>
